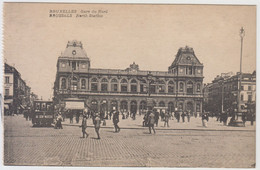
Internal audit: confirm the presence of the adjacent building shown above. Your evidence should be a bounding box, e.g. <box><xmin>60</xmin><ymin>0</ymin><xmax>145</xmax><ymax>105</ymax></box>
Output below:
<box><xmin>53</xmin><ymin>40</ymin><xmax>204</xmax><ymax>115</ymax></box>
<box><xmin>4</xmin><ymin>63</ymin><xmax>35</xmax><ymax>115</ymax></box>
<box><xmin>203</xmin><ymin>71</ymin><xmax>256</xmax><ymax>113</ymax></box>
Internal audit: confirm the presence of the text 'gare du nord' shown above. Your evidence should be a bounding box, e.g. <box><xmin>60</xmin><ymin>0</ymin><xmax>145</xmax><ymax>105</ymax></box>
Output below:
<box><xmin>53</xmin><ymin>40</ymin><xmax>204</xmax><ymax>115</ymax></box>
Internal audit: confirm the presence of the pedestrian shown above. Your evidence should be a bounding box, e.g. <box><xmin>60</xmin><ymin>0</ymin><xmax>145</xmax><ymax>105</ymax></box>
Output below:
<box><xmin>76</xmin><ymin>111</ymin><xmax>80</xmax><ymax>124</ymax></box>
<box><xmin>142</xmin><ymin>113</ymin><xmax>148</xmax><ymax>127</ymax></box>
<box><xmin>154</xmin><ymin>109</ymin><xmax>159</xmax><ymax>127</ymax></box>
<box><xmin>80</xmin><ymin>113</ymin><xmax>89</xmax><ymax>138</ymax></box>
<box><xmin>222</xmin><ymin>111</ymin><xmax>228</xmax><ymax>126</ymax></box>
<box><xmin>242</xmin><ymin>112</ymin><xmax>246</xmax><ymax>127</ymax></box>
<box><xmin>202</xmin><ymin>112</ymin><xmax>208</xmax><ymax>127</ymax></box>
<box><xmin>148</xmin><ymin>111</ymin><xmax>156</xmax><ymax>134</ymax></box>
<box><xmin>113</xmin><ymin>110</ymin><xmax>120</xmax><ymax>132</ymax></box>
<box><xmin>164</xmin><ymin>111</ymin><xmax>170</xmax><ymax>127</ymax></box>
<box><xmin>94</xmin><ymin>113</ymin><xmax>101</xmax><ymax>139</ymax></box>
<box><xmin>56</xmin><ymin>113</ymin><xmax>63</xmax><ymax>129</ymax></box>
<box><xmin>181</xmin><ymin>111</ymin><xmax>186</xmax><ymax>122</ymax></box>
<box><xmin>68</xmin><ymin>110</ymin><xmax>73</xmax><ymax>123</ymax></box>
<box><xmin>176</xmin><ymin>112</ymin><xmax>180</xmax><ymax>122</ymax></box>
<box><xmin>187</xmin><ymin>110</ymin><xmax>191</xmax><ymax>122</ymax></box>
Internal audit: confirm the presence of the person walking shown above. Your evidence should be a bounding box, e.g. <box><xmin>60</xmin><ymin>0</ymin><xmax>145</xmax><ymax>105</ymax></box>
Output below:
<box><xmin>181</xmin><ymin>111</ymin><xmax>186</xmax><ymax>122</ymax></box>
<box><xmin>113</xmin><ymin>110</ymin><xmax>120</xmax><ymax>132</ymax></box>
<box><xmin>164</xmin><ymin>111</ymin><xmax>170</xmax><ymax>127</ymax></box>
<box><xmin>80</xmin><ymin>113</ymin><xmax>89</xmax><ymax>138</ymax></box>
<box><xmin>56</xmin><ymin>113</ymin><xmax>63</xmax><ymax>129</ymax></box>
<box><xmin>148</xmin><ymin>111</ymin><xmax>156</xmax><ymax>134</ymax></box>
<box><xmin>154</xmin><ymin>109</ymin><xmax>159</xmax><ymax>127</ymax></box>
<box><xmin>202</xmin><ymin>112</ymin><xmax>209</xmax><ymax>127</ymax></box>
<box><xmin>76</xmin><ymin>111</ymin><xmax>80</xmax><ymax>124</ymax></box>
<box><xmin>187</xmin><ymin>110</ymin><xmax>191</xmax><ymax>122</ymax></box>
<box><xmin>94</xmin><ymin>113</ymin><xmax>101</xmax><ymax>139</ymax></box>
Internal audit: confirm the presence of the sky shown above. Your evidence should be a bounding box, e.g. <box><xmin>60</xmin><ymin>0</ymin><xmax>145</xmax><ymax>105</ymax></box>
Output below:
<box><xmin>3</xmin><ymin>3</ymin><xmax>256</xmax><ymax>100</ymax></box>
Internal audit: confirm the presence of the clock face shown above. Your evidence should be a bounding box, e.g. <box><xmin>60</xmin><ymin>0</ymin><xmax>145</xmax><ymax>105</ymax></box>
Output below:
<box><xmin>72</xmin><ymin>50</ymin><xmax>76</xmax><ymax>55</ymax></box>
<box><xmin>187</xmin><ymin>56</ymin><xmax>191</xmax><ymax>60</ymax></box>
<box><xmin>61</xmin><ymin>63</ymin><xmax>66</xmax><ymax>68</ymax></box>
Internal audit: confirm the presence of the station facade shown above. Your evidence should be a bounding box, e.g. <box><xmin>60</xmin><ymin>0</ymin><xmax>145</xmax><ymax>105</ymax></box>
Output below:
<box><xmin>53</xmin><ymin>40</ymin><xmax>204</xmax><ymax>115</ymax></box>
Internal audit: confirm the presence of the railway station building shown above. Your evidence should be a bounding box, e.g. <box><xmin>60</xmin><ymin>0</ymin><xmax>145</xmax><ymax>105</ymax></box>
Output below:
<box><xmin>53</xmin><ymin>40</ymin><xmax>204</xmax><ymax>115</ymax></box>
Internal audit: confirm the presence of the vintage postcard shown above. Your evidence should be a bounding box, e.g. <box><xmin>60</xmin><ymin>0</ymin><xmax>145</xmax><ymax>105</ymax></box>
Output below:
<box><xmin>2</xmin><ymin>2</ymin><xmax>257</xmax><ymax>168</ymax></box>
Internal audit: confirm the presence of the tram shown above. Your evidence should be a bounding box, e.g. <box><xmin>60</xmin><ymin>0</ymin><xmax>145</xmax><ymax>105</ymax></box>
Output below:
<box><xmin>32</xmin><ymin>100</ymin><xmax>54</xmax><ymax>126</ymax></box>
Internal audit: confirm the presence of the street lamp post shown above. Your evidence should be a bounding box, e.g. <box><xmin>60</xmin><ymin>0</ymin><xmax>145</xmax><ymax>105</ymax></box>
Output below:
<box><xmin>231</xmin><ymin>27</ymin><xmax>245</xmax><ymax>127</ymax></box>
<box><xmin>238</xmin><ymin>27</ymin><xmax>245</xmax><ymax>113</ymax></box>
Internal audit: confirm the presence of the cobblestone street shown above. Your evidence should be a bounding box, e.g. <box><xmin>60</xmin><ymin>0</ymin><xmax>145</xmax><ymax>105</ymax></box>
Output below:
<box><xmin>4</xmin><ymin>115</ymin><xmax>256</xmax><ymax>168</ymax></box>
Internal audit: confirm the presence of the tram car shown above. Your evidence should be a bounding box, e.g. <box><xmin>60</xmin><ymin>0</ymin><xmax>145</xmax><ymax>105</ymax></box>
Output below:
<box><xmin>32</xmin><ymin>100</ymin><xmax>54</xmax><ymax>126</ymax></box>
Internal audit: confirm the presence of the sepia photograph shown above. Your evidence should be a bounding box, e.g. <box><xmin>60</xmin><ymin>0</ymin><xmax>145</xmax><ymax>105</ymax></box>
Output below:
<box><xmin>2</xmin><ymin>1</ymin><xmax>257</xmax><ymax>168</ymax></box>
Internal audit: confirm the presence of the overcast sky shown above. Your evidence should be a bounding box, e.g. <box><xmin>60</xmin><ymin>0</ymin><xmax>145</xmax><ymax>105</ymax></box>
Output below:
<box><xmin>4</xmin><ymin>3</ymin><xmax>256</xmax><ymax>100</ymax></box>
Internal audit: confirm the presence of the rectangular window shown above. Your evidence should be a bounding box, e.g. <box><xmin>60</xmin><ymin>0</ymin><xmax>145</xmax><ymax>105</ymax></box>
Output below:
<box><xmin>241</xmin><ymin>86</ymin><xmax>244</xmax><ymax>90</ymax></box>
<box><xmin>140</xmin><ymin>84</ymin><xmax>144</xmax><ymax>93</ymax></box>
<box><xmin>131</xmin><ymin>85</ymin><xmax>137</xmax><ymax>92</ymax></box>
<box><xmin>5</xmin><ymin>77</ymin><xmax>10</xmax><ymax>84</ymax></box>
<box><xmin>101</xmin><ymin>84</ymin><xmax>108</xmax><ymax>92</ymax></box>
<box><xmin>168</xmin><ymin>86</ymin><xmax>174</xmax><ymax>94</ymax></box>
<box><xmin>158</xmin><ymin>85</ymin><xmax>165</xmax><ymax>93</ymax></box>
<box><xmin>196</xmin><ymin>103</ymin><xmax>200</xmax><ymax>112</ymax></box>
<box><xmin>241</xmin><ymin>94</ymin><xmax>244</xmax><ymax>101</ymax></box>
<box><xmin>150</xmin><ymin>85</ymin><xmax>156</xmax><ymax>94</ymax></box>
<box><xmin>248</xmin><ymin>95</ymin><xmax>252</xmax><ymax>102</ymax></box>
<box><xmin>248</xmin><ymin>86</ymin><xmax>252</xmax><ymax>91</ymax></box>
<box><xmin>91</xmin><ymin>83</ymin><xmax>98</xmax><ymax>91</ymax></box>
<box><xmin>5</xmin><ymin>89</ymin><xmax>9</xmax><ymax>96</ymax></box>
<box><xmin>72</xmin><ymin>61</ymin><xmax>76</xmax><ymax>70</ymax></box>
<box><xmin>121</xmin><ymin>85</ymin><xmax>127</xmax><ymax>92</ymax></box>
<box><xmin>112</xmin><ymin>84</ymin><xmax>118</xmax><ymax>92</ymax></box>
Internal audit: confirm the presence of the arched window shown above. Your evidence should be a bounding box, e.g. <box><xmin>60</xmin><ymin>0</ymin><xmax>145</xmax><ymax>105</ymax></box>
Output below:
<box><xmin>187</xmin><ymin>81</ymin><xmax>193</xmax><ymax>94</ymax></box>
<box><xmin>149</xmin><ymin>80</ymin><xmax>156</xmax><ymax>94</ymax></box>
<box><xmin>121</xmin><ymin>79</ymin><xmax>128</xmax><ymax>92</ymax></box>
<box><xmin>100</xmin><ymin>100</ymin><xmax>108</xmax><ymax>114</ymax></box>
<box><xmin>179</xmin><ymin>82</ymin><xmax>184</xmax><ymax>92</ymax></box>
<box><xmin>101</xmin><ymin>78</ymin><xmax>108</xmax><ymax>92</ymax></box>
<box><xmin>130</xmin><ymin>79</ymin><xmax>137</xmax><ymax>93</ymax></box>
<box><xmin>139</xmin><ymin>101</ymin><xmax>147</xmax><ymax>114</ymax></box>
<box><xmin>111</xmin><ymin>100</ymin><xmax>118</xmax><ymax>111</ymax></box>
<box><xmin>130</xmin><ymin>100</ymin><xmax>137</xmax><ymax>113</ymax></box>
<box><xmin>120</xmin><ymin>100</ymin><xmax>128</xmax><ymax>112</ymax></box>
<box><xmin>91</xmin><ymin>78</ymin><xmax>98</xmax><ymax>91</ymax></box>
<box><xmin>71</xmin><ymin>76</ymin><xmax>78</xmax><ymax>90</ymax></box>
<box><xmin>168</xmin><ymin>81</ymin><xmax>174</xmax><ymax>94</ymax></box>
<box><xmin>91</xmin><ymin>100</ymin><xmax>98</xmax><ymax>112</ymax></box>
<box><xmin>81</xmin><ymin>79</ymin><xmax>86</xmax><ymax>89</ymax></box>
<box><xmin>111</xmin><ymin>78</ymin><xmax>118</xmax><ymax>92</ymax></box>
<box><xmin>140</xmin><ymin>79</ymin><xmax>147</xmax><ymax>93</ymax></box>
<box><xmin>168</xmin><ymin>102</ymin><xmax>174</xmax><ymax>113</ymax></box>
<box><xmin>178</xmin><ymin>103</ymin><xmax>183</xmax><ymax>111</ymax></box>
<box><xmin>197</xmin><ymin>83</ymin><xmax>201</xmax><ymax>92</ymax></box>
<box><xmin>61</xmin><ymin>78</ymin><xmax>66</xmax><ymax>89</ymax></box>
<box><xmin>159</xmin><ymin>101</ymin><xmax>165</xmax><ymax>107</ymax></box>
<box><xmin>158</xmin><ymin>80</ymin><xmax>165</xmax><ymax>93</ymax></box>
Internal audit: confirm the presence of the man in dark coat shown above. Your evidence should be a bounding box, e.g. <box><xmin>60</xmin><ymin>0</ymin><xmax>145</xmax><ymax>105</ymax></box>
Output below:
<box><xmin>148</xmin><ymin>111</ymin><xmax>156</xmax><ymax>134</ymax></box>
<box><xmin>113</xmin><ymin>110</ymin><xmax>120</xmax><ymax>132</ymax></box>
<box><xmin>80</xmin><ymin>114</ymin><xmax>89</xmax><ymax>138</ymax></box>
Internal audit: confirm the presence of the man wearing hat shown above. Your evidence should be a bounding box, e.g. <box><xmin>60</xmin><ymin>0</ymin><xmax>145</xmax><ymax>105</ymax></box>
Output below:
<box><xmin>94</xmin><ymin>112</ymin><xmax>101</xmax><ymax>139</ymax></box>
<box><xmin>80</xmin><ymin>112</ymin><xmax>89</xmax><ymax>138</ymax></box>
<box><xmin>113</xmin><ymin>110</ymin><xmax>120</xmax><ymax>132</ymax></box>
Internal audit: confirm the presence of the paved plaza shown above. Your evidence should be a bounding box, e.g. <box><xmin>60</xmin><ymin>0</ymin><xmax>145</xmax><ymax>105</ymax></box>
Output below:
<box><xmin>4</xmin><ymin>114</ymin><xmax>256</xmax><ymax>168</ymax></box>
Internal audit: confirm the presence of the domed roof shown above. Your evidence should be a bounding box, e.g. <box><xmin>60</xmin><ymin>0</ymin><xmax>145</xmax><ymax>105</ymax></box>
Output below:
<box><xmin>60</xmin><ymin>40</ymin><xmax>89</xmax><ymax>59</ymax></box>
